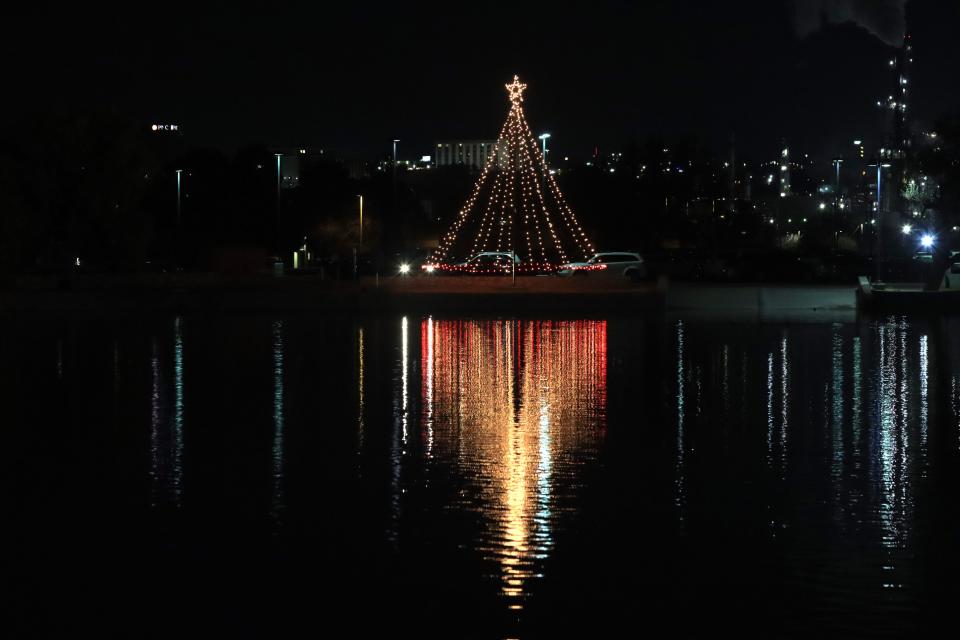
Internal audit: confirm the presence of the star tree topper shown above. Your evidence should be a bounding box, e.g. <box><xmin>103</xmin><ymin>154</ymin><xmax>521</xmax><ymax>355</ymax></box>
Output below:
<box><xmin>505</xmin><ymin>75</ymin><xmax>527</xmax><ymax>104</ymax></box>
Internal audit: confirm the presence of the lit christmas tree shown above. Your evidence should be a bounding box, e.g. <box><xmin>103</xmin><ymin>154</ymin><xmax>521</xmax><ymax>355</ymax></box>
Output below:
<box><xmin>429</xmin><ymin>76</ymin><xmax>594</xmax><ymax>273</ymax></box>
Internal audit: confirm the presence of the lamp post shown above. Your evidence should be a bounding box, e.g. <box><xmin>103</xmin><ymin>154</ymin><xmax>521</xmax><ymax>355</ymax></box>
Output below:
<box><xmin>354</xmin><ymin>194</ymin><xmax>363</xmax><ymax>280</ymax></box>
<box><xmin>832</xmin><ymin>158</ymin><xmax>843</xmax><ymax>248</ymax></box>
<box><xmin>868</xmin><ymin>161</ymin><xmax>892</xmax><ymax>280</ymax></box>
<box><xmin>392</xmin><ymin>139</ymin><xmax>399</xmax><ymax>215</ymax></box>
<box><xmin>175</xmin><ymin>169</ymin><xmax>182</xmax><ymax>229</ymax></box>
<box><xmin>175</xmin><ymin>169</ymin><xmax>182</xmax><ymax>269</ymax></box>
<box><xmin>275</xmin><ymin>153</ymin><xmax>283</xmax><ymax>257</ymax></box>
<box><xmin>538</xmin><ymin>133</ymin><xmax>551</xmax><ymax>167</ymax></box>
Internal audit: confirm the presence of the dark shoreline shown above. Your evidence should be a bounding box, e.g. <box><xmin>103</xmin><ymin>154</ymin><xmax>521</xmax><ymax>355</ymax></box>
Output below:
<box><xmin>0</xmin><ymin>273</ymin><xmax>874</xmax><ymax>317</ymax></box>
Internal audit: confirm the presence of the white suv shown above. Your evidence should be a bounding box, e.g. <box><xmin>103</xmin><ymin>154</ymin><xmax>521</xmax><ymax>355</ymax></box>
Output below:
<box><xmin>558</xmin><ymin>252</ymin><xmax>646</xmax><ymax>280</ymax></box>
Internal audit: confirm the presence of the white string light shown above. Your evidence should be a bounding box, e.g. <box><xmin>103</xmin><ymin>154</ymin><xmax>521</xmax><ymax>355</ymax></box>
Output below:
<box><xmin>430</xmin><ymin>75</ymin><xmax>593</xmax><ymax>272</ymax></box>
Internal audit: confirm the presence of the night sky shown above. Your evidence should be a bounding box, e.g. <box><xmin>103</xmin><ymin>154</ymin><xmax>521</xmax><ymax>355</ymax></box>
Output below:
<box><xmin>4</xmin><ymin>1</ymin><xmax>959</xmax><ymax>161</ymax></box>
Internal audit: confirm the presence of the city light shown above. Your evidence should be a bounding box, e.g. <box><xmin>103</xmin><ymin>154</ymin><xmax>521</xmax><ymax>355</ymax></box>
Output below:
<box><xmin>920</xmin><ymin>234</ymin><xmax>934</xmax><ymax>249</ymax></box>
<box><xmin>399</xmin><ymin>263</ymin><xmax>411</xmax><ymax>274</ymax></box>
<box><xmin>902</xmin><ymin>224</ymin><xmax>912</xmax><ymax>235</ymax></box>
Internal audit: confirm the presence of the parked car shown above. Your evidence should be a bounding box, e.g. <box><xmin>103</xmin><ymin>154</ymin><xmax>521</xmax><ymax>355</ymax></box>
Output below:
<box><xmin>557</xmin><ymin>252</ymin><xmax>646</xmax><ymax>281</ymax></box>
<box><xmin>422</xmin><ymin>251</ymin><xmax>520</xmax><ymax>275</ymax></box>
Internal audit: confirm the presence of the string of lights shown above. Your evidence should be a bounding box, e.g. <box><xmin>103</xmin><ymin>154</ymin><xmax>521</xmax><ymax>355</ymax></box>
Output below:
<box><xmin>429</xmin><ymin>76</ymin><xmax>594</xmax><ymax>271</ymax></box>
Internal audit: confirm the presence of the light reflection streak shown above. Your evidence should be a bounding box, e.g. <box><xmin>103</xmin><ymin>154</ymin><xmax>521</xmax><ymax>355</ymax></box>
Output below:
<box><xmin>388</xmin><ymin>317</ymin><xmax>410</xmax><ymax>544</ymax></box>
<box><xmin>954</xmin><ymin>377</ymin><xmax>960</xmax><ymax>450</ymax></box>
<box><xmin>766</xmin><ymin>352</ymin><xmax>774</xmax><ymax>465</ymax></box>
<box><xmin>402</xmin><ymin>316</ymin><xmax>409</xmax><ymax>445</ymax></box>
<box><xmin>271</xmin><ymin>320</ymin><xmax>285</xmax><ymax>523</ymax></box>
<box><xmin>417</xmin><ymin>319</ymin><xmax>607</xmax><ymax>612</ymax></box>
<box><xmin>853</xmin><ymin>336</ymin><xmax>862</xmax><ymax>457</ymax></box>
<box><xmin>780</xmin><ymin>335</ymin><xmax>789</xmax><ymax>455</ymax></box>
<box><xmin>173</xmin><ymin>316</ymin><xmax>184</xmax><ymax>505</ymax></box>
<box><xmin>149</xmin><ymin>318</ymin><xmax>185</xmax><ymax>509</ymax></box>
<box><xmin>831</xmin><ymin>328</ymin><xmax>844</xmax><ymax>485</ymax></box>
<box><xmin>676</xmin><ymin>320</ymin><xmax>685</xmax><ymax>521</ymax></box>
<box><xmin>150</xmin><ymin>337</ymin><xmax>161</xmax><ymax>506</ymax></box>
<box><xmin>875</xmin><ymin>318</ymin><xmax>911</xmax><ymax>550</ymax></box>
<box><xmin>357</xmin><ymin>325</ymin><xmax>365</xmax><ymax>451</ymax></box>
<box><xmin>422</xmin><ymin>317</ymin><xmax>434</xmax><ymax>458</ymax></box>
<box><xmin>919</xmin><ymin>334</ymin><xmax>928</xmax><ymax>477</ymax></box>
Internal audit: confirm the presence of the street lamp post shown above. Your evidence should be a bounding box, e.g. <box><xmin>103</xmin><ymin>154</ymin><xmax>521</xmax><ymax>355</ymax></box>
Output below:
<box><xmin>175</xmin><ymin>169</ymin><xmax>182</xmax><ymax>229</ymax></box>
<box><xmin>358</xmin><ymin>194</ymin><xmax>364</xmax><ymax>248</ymax></box>
<box><xmin>832</xmin><ymin>158</ymin><xmax>843</xmax><ymax>248</ymax></box>
<box><xmin>354</xmin><ymin>194</ymin><xmax>363</xmax><ymax>280</ymax></box>
<box><xmin>392</xmin><ymin>138</ymin><xmax>399</xmax><ymax>214</ymax></box>
<box><xmin>538</xmin><ymin>133</ymin><xmax>551</xmax><ymax>167</ymax></box>
<box><xmin>275</xmin><ymin>153</ymin><xmax>283</xmax><ymax>258</ymax></box>
<box><xmin>868</xmin><ymin>161</ymin><xmax>892</xmax><ymax>281</ymax></box>
<box><xmin>175</xmin><ymin>169</ymin><xmax>182</xmax><ymax>269</ymax></box>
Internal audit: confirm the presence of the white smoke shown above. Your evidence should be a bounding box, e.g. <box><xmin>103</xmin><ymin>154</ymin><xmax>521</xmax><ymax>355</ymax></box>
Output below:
<box><xmin>794</xmin><ymin>0</ymin><xmax>908</xmax><ymax>46</ymax></box>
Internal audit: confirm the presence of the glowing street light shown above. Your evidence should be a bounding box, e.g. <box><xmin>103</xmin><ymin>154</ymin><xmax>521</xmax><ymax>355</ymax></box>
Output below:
<box><xmin>920</xmin><ymin>234</ymin><xmax>934</xmax><ymax>249</ymax></box>
<box><xmin>902</xmin><ymin>224</ymin><xmax>912</xmax><ymax>235</ymax></box>
<box><xmin>399</xmin><ymin>263</ymin><xmax>411</xmax><ymax>275</ymax></box>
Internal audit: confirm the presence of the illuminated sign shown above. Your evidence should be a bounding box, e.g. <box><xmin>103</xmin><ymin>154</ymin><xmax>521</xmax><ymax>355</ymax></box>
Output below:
<box><xmin>151</xmin><ymin>124</ymin><xmax>180</xmax><ymax>132</ymax></box>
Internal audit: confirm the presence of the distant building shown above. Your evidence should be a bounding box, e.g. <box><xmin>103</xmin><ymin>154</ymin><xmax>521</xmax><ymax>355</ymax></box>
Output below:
<box><xmin>434</xmin><ymin>140</ymin><xmax>505</xmax><ymax>170</ymax></box>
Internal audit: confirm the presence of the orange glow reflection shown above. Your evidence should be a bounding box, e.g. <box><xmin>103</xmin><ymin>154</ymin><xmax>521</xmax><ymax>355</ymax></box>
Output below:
<box><xmin>420</xmin><ymin>319</ymin><xmax>607</xmax><ymax>610</ymax></box>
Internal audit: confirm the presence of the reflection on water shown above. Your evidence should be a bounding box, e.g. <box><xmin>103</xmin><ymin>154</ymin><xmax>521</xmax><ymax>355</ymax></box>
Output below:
<box><xmin>356</xmin><ymin>325</ymin><xmax>365</xmax><ymax>450</ymax></box>
<box><xmin>675</xmin><ymin>320</ymin><xmax>686</xmax><ymax>523</ymax></box>
<box><xmin>12</xmin><ymin>313</ymin><xmax>960</xmax><ymax>635</ymax></box>
<box><xmin>416</xmin><ymin>319</ymin><xmax>607</xmax><ymax>611</ymax></box>
<box><xmin>150</xmin><ymin>316</ymin><xmax>184</xmax><ymax>508</ymax></box>
<box><xmin>271</xmin><ymin>319</ymin><xmax>285</xmax><ymax>523</ymax></box>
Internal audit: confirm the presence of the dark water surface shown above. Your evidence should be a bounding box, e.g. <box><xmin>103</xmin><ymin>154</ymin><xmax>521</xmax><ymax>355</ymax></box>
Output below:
<box><xmin>5</xmin><ymin>312</ymin><xmax>960</xmax><ymax>637</ymax></box>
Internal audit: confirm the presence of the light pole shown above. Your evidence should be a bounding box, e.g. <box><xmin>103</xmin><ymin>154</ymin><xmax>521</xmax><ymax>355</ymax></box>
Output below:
<box><xmin>868</xmin><ymin>161</ymin><xmax>892</xmax><ymax>280</ymax></box>
<box><xmin>175</xmin><ymin>169</ymin><xmax>182</xmax><ymax>228</ymax></box>
<box><xmin>358</xmin><ymin>194</ymin><xmax>364</xmax><ymax>248</ymax></box>
<box><xmin>354</xmin><ymin>194</ymin><xmax>363</xmax><ymax>280</ymax></box>
<box><xmin>832</xmin><ymin>158</ymin><xmax>843</xmax><ymax>248</ymax></box>
<box><xmin>538</xmin><ymin>133</ymin><xmax>551</xmax><ymax>167</ymax></box>
<box><xmin>833</xmin><ymin>158</ymin><xmax>843</xmax><ymax>197</ymax></box>
<box><xmin>175</xmin><ymin>169</ymin><xmax>182</xmax><ymax>269</ymax></box>
<box><xmin>275</xmin><ymin>153</ymin><xmax>283</xmax><ymax>257</ymax></box>
<box><xmin>392</xmin><ymin>139</ymin><xmax>400</xmax><ymax>220</ymax></box>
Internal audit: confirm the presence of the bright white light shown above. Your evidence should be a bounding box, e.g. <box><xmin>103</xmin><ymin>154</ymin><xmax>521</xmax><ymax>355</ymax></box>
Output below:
<box><xmin>399</xmin><ymin>263</ymin><xmax>411</xmax><ymax>274</ymax></box>
<box><xmin>902</xmin><ymin>224</ymin><xmax>912</xmax><ymax>235</ymax></box>
<box><xmin>819</xmin><ymin>203</ymin><xmax>826</xmax><ymax>210</ymax></box>
<box><xmin>425</xmin><ymin>265</ymin><xmax>435</xmax><ymax>273</ymax></box>
<box><xmin>921</xmin><ymin>234</ymin><xmax>934</xmax><ymax>249</ymax></box>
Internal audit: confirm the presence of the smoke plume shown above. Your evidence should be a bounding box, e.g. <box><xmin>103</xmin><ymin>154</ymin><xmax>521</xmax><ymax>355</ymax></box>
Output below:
<box><xmin>794</xmin><ymin>0</ymin><xmax>908</xmax><ymax>46</ymax></box>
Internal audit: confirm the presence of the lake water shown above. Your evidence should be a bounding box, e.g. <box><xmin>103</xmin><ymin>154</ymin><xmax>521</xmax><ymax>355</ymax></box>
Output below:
<box><xmin>5</xmin><ymin>312</ymin><xmax>960</xmax><ymax>637</ymax></box>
